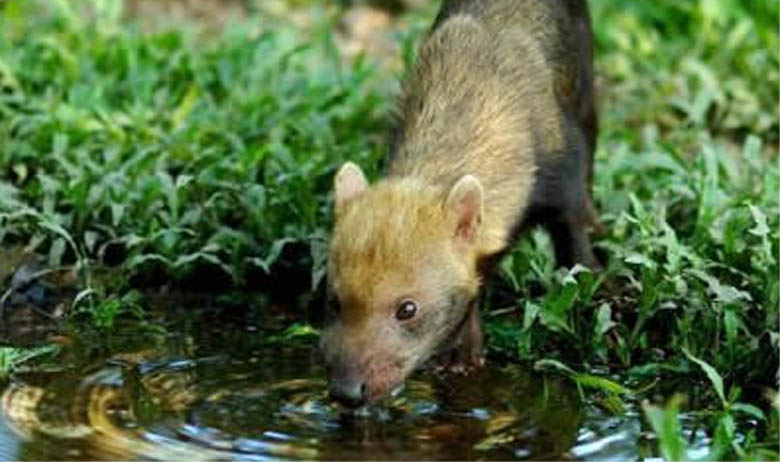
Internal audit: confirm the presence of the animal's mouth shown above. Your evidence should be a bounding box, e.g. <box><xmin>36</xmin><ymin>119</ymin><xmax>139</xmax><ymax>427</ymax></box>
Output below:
<box><xmin>362</xmin><ymin>379</ymin><xmax>405</xmax><ymax>405</ymax></box>
<box><xmin>335</xmin><ymin>382</ymin><xmax>405</xmax><ymax>415</ymax></box>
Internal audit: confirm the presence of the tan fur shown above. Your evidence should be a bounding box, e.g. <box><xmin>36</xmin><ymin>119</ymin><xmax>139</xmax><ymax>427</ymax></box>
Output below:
<box><xmin>330</xmin><ymin>178</ymin><xmax>480</xmax><ymax>324</ymax></box>
<box><xmin>387</xmin><ymin>14</ymin><xmax>564</xmax><ymax>256</ymax></box>
<box><xmin>323</xmin><ymin>0</ymin><xmax>599</xmax><ymax>405</ymax></box>
<box><xmin>330</xmin><ymin>4</ymin><xmax>586</xmax><ymax>305</ymax></box>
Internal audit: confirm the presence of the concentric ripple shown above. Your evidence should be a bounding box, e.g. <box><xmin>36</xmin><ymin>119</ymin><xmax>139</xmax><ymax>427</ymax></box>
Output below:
<box><xmin>0</xmin><ymin>308</ymin><xmax>715</xmax><ymax>461</ymax></box>
<box><xmin>1</xmin><ymin>336</ymin><xmax>585</xmax><ymax>461</ymax></box>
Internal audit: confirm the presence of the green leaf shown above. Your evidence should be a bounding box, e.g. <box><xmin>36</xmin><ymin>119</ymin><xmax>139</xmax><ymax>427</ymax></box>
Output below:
<box><xmin>0</xmin><ymin>345</ymin><xmax>60</xmax><ymax>378</ymax></box>
<box><xmin>534</xmin><ymin>359</ymin><xmax>633</xmax><ymax>395</ymax></box>
<box><xmin>748</xmin><ymin>204</ymin><xmax>770</xmax><ymax>237</ymax></box>
<box><xmin>625</xmin><ymin>252</ymin><xmax>656</xmax><ymax>269</ymax></box>
<box><xmin>723</xmin><ymin>308</ymin><xmax>739</xmax><ymax>350</ymax></box>
<box><xmin>642</xmin><ymin>396</ymin><xmax>687</xmax><ymax>462</ymax></box>
<box><xmin>595</xmin><ymin>303</ymin><xmax>616</xmax><ymax>336</ymax></box>
<box><xmin>730</xmin><ymin>403</ymin><xmax>765</xmax><ymax>421</ymax></box>
<box><xmin>683</xmin><ymin>349</ymin><xmax>726</xmax><ymax>406</ymax></box>
<box><xmin>689</xmin><ymin>269</ymin><xmax>752</xmax><ymax>304</ymax></box>
<box><xmin>172</xmin><ymin>84</ymin><xmax>200</xmax><ymax>129</ymax></box>
<box><xmin>712</xmin><ymin>412</ymin><xmax>743</xmax><ymax>460</ymax></box>
<box><xmin>262</xmin><ymin>322</ymin><xmax>320</xmax><ymax>346</ymax></box>
<box><xmin>562</xmin><ymin>264</ymin><xmax>591</xmax><ymax>285</ymax></box>
<box><xmin>523</xmin><ymin>301</ymin><xmax>540</xmax><ymax>331</ymax></box>
<box><xmin>127</xmin><ymin>253</ymin><xmax>171</xmax><ymax>268</ymax></box>
<box><xmin>248</xmin><ymin>237</ymin><xmax>297</xmax><ymax>274</ymax></box>
<box><xmin>534</xmin><ymin>358</ymin><xmax>577</xmax><ymax>377</ymax></box>
<box><xmin>576</xmin><ymin>374</ymin><xmax>633</xmax><ymax>395</ymax></box>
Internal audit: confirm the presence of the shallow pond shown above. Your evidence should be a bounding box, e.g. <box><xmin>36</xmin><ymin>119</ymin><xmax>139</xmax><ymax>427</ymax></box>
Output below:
<box><xmin>0</xmin><ymin>304</ymin><xmax>711</xmax><ymax>461</ymax></box>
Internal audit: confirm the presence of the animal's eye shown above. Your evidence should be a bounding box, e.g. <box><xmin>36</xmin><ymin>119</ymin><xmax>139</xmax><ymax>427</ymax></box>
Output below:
<box><xmin>395</xmin><ymin>300</ymin><xmax>418</xmax><ymax>321</ymax></box>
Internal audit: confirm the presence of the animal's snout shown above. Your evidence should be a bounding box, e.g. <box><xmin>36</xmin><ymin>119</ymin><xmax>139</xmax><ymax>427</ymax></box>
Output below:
<box><xmin>328</xmin><ymin>378</ymin><xmax>367</xmax><ymax>407</ymax></box>
<box><xmin>320</xmin><ymin>325</ymin><xmax>406</xmax><ymax>406</ymax></box>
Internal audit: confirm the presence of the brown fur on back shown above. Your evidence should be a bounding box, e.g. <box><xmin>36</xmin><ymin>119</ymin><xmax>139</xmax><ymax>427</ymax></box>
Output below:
<box><xmin>387</xmin><ymin>2</ymin><xmax>580</xmax><ymax>257</ymax></box>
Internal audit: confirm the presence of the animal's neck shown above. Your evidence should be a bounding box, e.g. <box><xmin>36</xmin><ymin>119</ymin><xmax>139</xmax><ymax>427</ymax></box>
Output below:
<box><xmin>387</xmin><ymin>112</ymin><xmax>535</xmax><ymax>257</ymax></box>
<box><xmin>384</xmin><ymin>15</ymin><xmax>551</xmax><ymax>256</ymax></box>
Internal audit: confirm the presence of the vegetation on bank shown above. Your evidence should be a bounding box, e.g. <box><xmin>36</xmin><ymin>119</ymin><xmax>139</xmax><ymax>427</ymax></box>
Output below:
<box><xmin>0</xmin><ymin>0</ymin><xmax>777</xmax><ymax>460</ymax></box>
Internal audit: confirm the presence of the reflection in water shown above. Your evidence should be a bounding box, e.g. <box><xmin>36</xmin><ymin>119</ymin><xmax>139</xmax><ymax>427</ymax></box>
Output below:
<box><xmin>0</xmin><ymin>307</ymin><xmax>581</xmax><ymax>460</ymax></box>
<box><xmin>0</xmin><ymin>306</ymin><xmax>712</xmax><ymax>460</ymax></box>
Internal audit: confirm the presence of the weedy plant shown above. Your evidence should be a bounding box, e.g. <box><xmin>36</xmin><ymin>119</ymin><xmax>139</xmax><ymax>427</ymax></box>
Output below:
<box><xmin>0</xmin><ymin>345</ymin><xmax>59</xmax><ymax>379</ymax></box>
<box><xmin>487</xmin><ymin>2</ymin><xmax>779</xmax><ymax>459</ymax></box>
<box><xmin>0</xmin><ymin>0</ymin><xmax>777</xmax><ymax>460</ymax></box>
<box><xmin>0</xmin><ymin>0</ymin><xmax>391</xmax><ymax>293</ymax></box>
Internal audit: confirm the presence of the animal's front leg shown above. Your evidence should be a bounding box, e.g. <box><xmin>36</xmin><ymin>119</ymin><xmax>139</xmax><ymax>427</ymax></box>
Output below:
<box><xmin>435</xmin><ymin>305</ymin><xmax>485</xmax><ymax>375</ymax></box>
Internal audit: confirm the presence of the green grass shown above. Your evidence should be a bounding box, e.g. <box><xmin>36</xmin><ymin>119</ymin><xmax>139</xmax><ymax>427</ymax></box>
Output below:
<box><xmin>0</xmin><ymin>0</ymin><xmax>778</xmax><ymax>460</ymax></box>
<box><xmin>0</xmin><ymin>0</ymin><xmax>392</xmax><ymax>289</ymax></box>
<box><xmin>0</xmin><ymin>345</ymin><xmax>59</xmax><ymax>379</ymax></box>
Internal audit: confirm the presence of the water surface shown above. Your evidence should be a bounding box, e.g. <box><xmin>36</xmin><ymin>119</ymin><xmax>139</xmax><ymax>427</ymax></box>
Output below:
<box><xmin>0</xmin><ymin>304</ymin><xmax>708</xmax><ymax>461</ymax></box>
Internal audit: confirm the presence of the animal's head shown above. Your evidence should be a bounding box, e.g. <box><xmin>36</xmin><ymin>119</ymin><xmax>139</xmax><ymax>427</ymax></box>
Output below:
<box><xmin>320</xmin><ymin>162</ymin><xmax>484</xmax><ymax>406</ymax></box>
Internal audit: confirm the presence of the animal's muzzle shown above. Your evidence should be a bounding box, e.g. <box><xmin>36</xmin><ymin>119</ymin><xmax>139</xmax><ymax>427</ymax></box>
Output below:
<box><xmin>328</xmin><ymin>377</ymin><xmax>367</xmax><ymax>407</ymax></box>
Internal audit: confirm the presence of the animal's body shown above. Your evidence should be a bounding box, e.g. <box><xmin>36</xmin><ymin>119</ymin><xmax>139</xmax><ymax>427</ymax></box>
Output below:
<box><xmin>322</xmin><ymin>0</ymin><xmax>601</xmax><ymax>406</ymax></box>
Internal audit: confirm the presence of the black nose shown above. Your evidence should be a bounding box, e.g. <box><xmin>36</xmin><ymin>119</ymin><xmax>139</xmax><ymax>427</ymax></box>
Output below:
<box><xmin>329</xmin><ymin>379</ymin><xmax>367</xmax><ymax>407</ymax></box>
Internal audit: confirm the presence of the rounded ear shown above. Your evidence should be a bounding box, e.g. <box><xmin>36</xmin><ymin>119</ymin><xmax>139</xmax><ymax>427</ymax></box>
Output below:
<box><xmin>334</xmin><ymin>162</ymin><xmax>368</xmax><ymax>213</ymax></box>
<box><xmin>445</xmin><ymin>175</ymin><xmax>483</xmax><ymax>243</ymax></box>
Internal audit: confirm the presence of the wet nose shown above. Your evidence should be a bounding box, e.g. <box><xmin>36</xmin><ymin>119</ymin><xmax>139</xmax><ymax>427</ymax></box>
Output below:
<box><xmin>329</xmin><ymin>379</ymin><xmax>367</xmax><ymax>407</ymax></box>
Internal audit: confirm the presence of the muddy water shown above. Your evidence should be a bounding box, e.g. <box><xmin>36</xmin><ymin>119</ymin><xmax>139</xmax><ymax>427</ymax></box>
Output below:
<box><xmin>0</xmin><ymin>306</ymin><xmax>704</xmax><ymax>461</ymax></box>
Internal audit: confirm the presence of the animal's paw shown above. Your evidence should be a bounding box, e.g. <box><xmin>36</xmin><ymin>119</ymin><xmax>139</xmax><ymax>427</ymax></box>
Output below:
<box><xmin>447</xmin><ymin>359</ymin><xmax>483</xmax><ymax>376</ymax></box>
<box><xmin>434</xmin><ymin>351</ymin><xmax>485</xmax><ymax>376</ymax></box>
